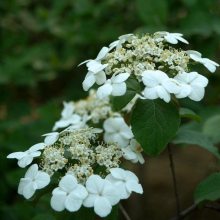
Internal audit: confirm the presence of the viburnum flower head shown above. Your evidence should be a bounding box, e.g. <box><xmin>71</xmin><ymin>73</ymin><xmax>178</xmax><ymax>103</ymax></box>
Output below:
<box><xmin>96</xmin><ymin>72</ymin><xmax>130</xmax><ymax>99</ymax></box>
<box><xmin>186</xmin><ymin>50</ymin><xmax>219</xmax><ymax>73</ymax></box>
<box><xmin>7</xmin><ymin>143</ymin><xmax>46</xmax><ymax>168</ymax></box>
<box><xmin>142</xmin><ymin>70</ymin><xmax>180</xmax><ymax>103</ymax></box>
<box><xmin>106</xmin><ymin>168</ymin><xmax>143</xmax><ymax>199</ymax></box>
<box><xmin>18</xmin><ymin>164</ymin><xmax>50</xmax><ymax>199</ymax></box>
<box><xmin>103</xmin><ymin>116</ymin><xmax>133</xmax><ymax>148</ymax></box>
<box><xmin>51</xmin><ymin>174</ymin><xmax>88</xmax><ymax>212</ymax></box>
<box><xmin>174</xmin><ymin>71</ymin><xmax>208</xmax><ymax>101</ymax></box>
<box><xmin>83</xmin><ymin>175</ymin><xmax>120</xmax><ymax>217</ymax></box>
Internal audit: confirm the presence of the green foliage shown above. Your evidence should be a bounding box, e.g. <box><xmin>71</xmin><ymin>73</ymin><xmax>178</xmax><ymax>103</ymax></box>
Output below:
<box><xmin>173</xmin><ymin>128</ymin><xmax>220</xmax><ymax>159</ymax></box>
<box><xmin>194</xmin><ymin>173</ymin><xmax>220</xmax><ymax>204</ymax></box>
<box><xmin>131</xmin><ymin>99</ymin><xmax>180</xmax><ymax>156</ymax></box>
<box><xmin>179</xmin><ymin>107</ymin><xmax>201</xmax><ymax>122</ymax></box>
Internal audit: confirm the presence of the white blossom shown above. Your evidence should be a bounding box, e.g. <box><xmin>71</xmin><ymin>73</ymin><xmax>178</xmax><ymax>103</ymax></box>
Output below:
<box><xmin>106</xmin><ymin>168</ymin><xmax>143</xmax><ymax>199</ymax></box>
<box><xmin>122</xmin><ymin>139</ymin><xmax>145</xmax><ymax>164</ymax></box>
<box><xmin>96</xmin><ymin>73</ymin><xmax>130</xmax><ymax>99</ymax></box>
<box><xmin>7</xmin><ymin>143</ymin><xmax>46</xmax><ymax>168</ymax></box>
<box><xmin>174</xmin><ymin>71</ymin><xmax>208</xmax><ymax>101</ymax></box>
<box><xmin>18</xmin><ymin>164</ymin><xmax>50</xmax><ymax>199</ymax></box>
<box><xmin>51</xmin><ymin>174</ymin><xmax>88</xmax><ymax>212</ymax></box>
<box><xmin>53</xmin><ymin>101</ymin><xmax>82</xmax><ymax>131</ymax></box>
<box><xmin>42</xmin><ymin>132</ymin><xmax>59</xmax><ymax>145</ymax></box>
<box><xmin>158</xmin><ymin>32</ymin><xmax>188</xmax><ymax>44</ymax></box>
<box><xmin>142</xmin><ymin>70</ymin><xmax>180</xmax><ymax>103</ymax></box>
<box><xmin>109</xmin><ymin>34</ymin><xmax>134</xmax><ymax>50</ymax></box>
<box><xmin>103</xmin><ymin>117</ymin><xmax>133</xmax><ymax>148</ymax></box>
<box><xmin>186</xmin><ymin>50</ymin><xmax>219</xmax><ymax>73</ymax></box>
<box><xmin>83</xmin><ymin>175</ymin><xmax>120</xmax><ymax>217</ymax></box>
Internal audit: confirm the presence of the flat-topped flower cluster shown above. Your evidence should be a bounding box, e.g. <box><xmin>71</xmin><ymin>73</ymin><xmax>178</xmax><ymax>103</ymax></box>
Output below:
<box><xmin>81</xmin><ymin>32</ymin><xmax>219</xmax><ymax>103</ymax></box>
<box><xmin>7</xmin><ymin>31</ymin><xmax>219</xmax><ymax>218</ymax></box>
<box><xmin>7</xmin><ymin>90</ymin><xmax>144</xmax><ymax>217</ymax></box>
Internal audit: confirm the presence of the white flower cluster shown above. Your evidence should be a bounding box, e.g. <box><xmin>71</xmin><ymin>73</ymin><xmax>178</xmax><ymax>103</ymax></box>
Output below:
<box><xmin>81</xmin><ymin>32</ymin><xmax>219</xmax><ymax>103</ymax></box>
<box><xmin>7</xmin><ymin>96</ymin><xmax>144</xmax><ymax>217</ymax></box>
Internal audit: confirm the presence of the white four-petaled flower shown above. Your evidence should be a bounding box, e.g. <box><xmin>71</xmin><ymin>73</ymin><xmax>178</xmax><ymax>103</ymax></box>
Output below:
<box><xmin>122</xmin><ymin>139</ymin><xmax>145</xmax><ymax>164</ymax></box>
<box><xmin>7</xmin><ymin>143</ymin><xmax>46</xmax><ymax>168</ymax></box>
<box><xmin>142</xmin><ymin>70</ymin><xmax>180</xmax><ymax>103</ymax></box>
<box><xmin>83</xmin><ymin>175</ymin><xmax>120</xmax><ymax>217</ymax></box>
<box><xmin>53</xmin><ymin>101</ymin><xmax>82</xmax><ymax>131</ymax></box>
<box><xmin>174</xmin><ymin>71</ymin><xmax>208</xmax><ymax>101</ymax></box>
<box><xmin>186</xmin><ymin>50</ymin><xmax>219</xmax><ymax>73</ymax></box>
<box><xmin>106</xmin><ymin>168</ymin><xmax>143</xmax><ymax>199</ymax></box>
<box><xmin>109</xmin><ymin>34</ymin><xmax>134</xmax><ymax>50</ymax></box>
<box><xmin>96</xmin><ymin>73</ymin><xmax>130</xmax><ymax>99</ymax></box>
<box><xmin>51</xmin><ymin>174</ymin><xmax>88</xmax><ymax>212</ymax></box>
<box><xmin>103</xmin><ymin>117</ymin><xmax>133</xmax><ymax>148</ymax></box>
<box><xmin>158</xmin><ymin>32</ymin><xmax>188</xmax><ymax>44</ymax></box>
<box><xmin>18</xmin><ymin>164</ymin><xmax>50</xmax><ymax>199</ymax></box>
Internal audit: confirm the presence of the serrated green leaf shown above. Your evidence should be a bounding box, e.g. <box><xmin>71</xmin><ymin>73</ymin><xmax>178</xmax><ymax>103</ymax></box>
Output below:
<box><xmin>131</xmin><ymin>99</ymin><xmax>180</xmax><ymax>156</ymax></box>
<box><xmin>173</xmin><ymin>129</ymin><xmax>220</xmax><ymax>159</ymax></box>
<box><xmin>194</xmin><ymin>173</ymin><xmax>220</xmax><ymax>204</ymax></box>
<box><xmin>180</xmin><ymin>107</ymin><xmax>201</xmax><ymax>122</ymax></box>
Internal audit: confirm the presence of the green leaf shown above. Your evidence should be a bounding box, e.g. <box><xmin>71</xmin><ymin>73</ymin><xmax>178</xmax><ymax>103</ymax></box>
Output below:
<box><xmin>111</xmin><ymin>76</ymin><xmax>141</xmax><ymax>111</ymax></box>
<box><xmin>203</xmin><ymin>114</ymin><xmax>220</xmax><ymax>144</ymax></box>
<box><xmin>131</xmin><ymin>99</ymin><xmax>180</xmax><ymax>156</ymax></box>
<box><xmin>173</xmin><ymin>129</ymin><xmax>220</xmax><ymax>159</ymax></box>
<box><xmin>180</xmin><ymin>107</ymin><xmax>201</xmax><ymax>122</ymax></box>
<box><xmin>136</xmin><ymin>0</ymin><xmax>168</xmax><ymax>26</ymax></box>
<box><xmin>194</xmin><ymin>173</ymin><xmax>220</xmax><ymax>204</ymax></box>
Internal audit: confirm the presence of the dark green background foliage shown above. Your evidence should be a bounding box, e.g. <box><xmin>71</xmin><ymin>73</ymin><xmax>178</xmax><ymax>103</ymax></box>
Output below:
<box><xmin>1</xmin><ymin>0</ymin><xmax>220</xmax><ymax>219</ymax></box>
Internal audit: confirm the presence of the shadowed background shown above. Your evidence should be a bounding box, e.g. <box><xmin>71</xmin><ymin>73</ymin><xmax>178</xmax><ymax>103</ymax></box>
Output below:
<box><xmin>1</xmin><ymin>0</ymin><xmax>220</xmax><ymax>219</ymax></box>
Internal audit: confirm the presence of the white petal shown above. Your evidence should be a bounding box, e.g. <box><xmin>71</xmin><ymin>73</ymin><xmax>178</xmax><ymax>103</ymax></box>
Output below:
<box><xmin>95</xmin><ymin>71</ymin><xmax>106</xmax><ymax>85</ymax></box>
<box><xmin>175</xmin><ymin>83</ymin><xmax>192</xmax><ymax>98</ymax></box>
<box><xmin>96</xmin><ymin>47</ymin><xmax>109</xmax><ymax>60</ymax></box>
<box><xmin>126</xmin><ymin>180</ymin><xmax>143</xmax><ymax>194</ymax></box>
<box><xmin>175</xmin><ymin>35</ymin><xmax>189</xmax><ymax>44</ymax></box>
<box><xmin>94</xmin><ymin>196</ymin><xmax>112</xmax><ymax>218</ymax></box>
<box><xmin>7</xmin><ymin>152</ymin><xmax>26</xmax><ymax>160</ymax></box>
<box><xmin>103</xmin><ymin>117</ymin><xmax>124</xmax><ymax>133</ymax></box>
<box><xmin>142</xmin><ymin>70</ymin><xmax>167</xmax><ymax>87</ymax></box>
<box><xmin>25</xmin><ymin>164</ymin><xmax>38</xmax><ymax>178</ymax></box>
<box><xmin>203</xmin><ymin>60</ymin><xmax>217</xmax><ymax>73</ymax></box>
<box><xmin>163</xmin><ymin>79</ymin><xmax>181</xmax><ymax>94</ymax></box>
<box><xmin>109</xmin><ymin>168</ymin><xmax>125</xmax><ymax>180</ymax></box>
<box><xmin>97</xmin><ymin>83</ymin><xmax>112</xmax><ymax>99</ymax></box>
<box><xmin>191</xmin><ymin>74</ymin><xmax>208</xmax><ymax>87</ymax></box>
<box><xmin>18</xmin><ymin>156</ymin><xmax>33</xmax><ymax>168</ymax></box>
<box><xmin>51</xmin><ymin>190</ymin><xmax>67</xmax><ymax>212</ymax></box>
<box><xmin>22</xmin><ymin>182</ymin><xmax>36</xmax><ymax>199</ymax></box>
<box><xmin>156</xmin><ymin>86</ymin><xmax>171</xmax><ymax>102</ymax></box>
<box><xmin>102</xmin><ymin>181</ymin><xmax>120</xmax><ymax>205</ymax></box>
<box><xmin>18</xmin><ymin>178</ymin><xmax>30</xmax><ymax>195</ymax></box>
<box><xmin>83</xmin><ymin>194</ymin><xmax>97</xmax><ymax>207</ymax></box>
<box><xmin>164</xmin><ymin>35</ymin><xmax>178</xmax><ymax>44</ymax></box>
<box><xmin>112</xmin><ymin>73</ymin><xmax>130</xmax><ymax>83</ymax></box>
<box><xmin>35</xmin><ymin>171</ymin><xmax>50</xmax><ymax>189</ymax></box>
<box><xmin>124</xmin><ymin>170</ymin><xmax>139</xmax><ymax>182</ymax></box>
<box><xmin>43</xmin><ymin>132</ymin><xmax>59</xmax><ymax>146</ymax></box>
<box><xmin>120</xmin><ymin>126</ymin><xmax>133</xmax><ymax>139</ymax></box>
<box><xmin>82</xmin><ymin>72</ymin><xmax>96</xmax><ymax>91</ymax></box>
<box><xmin>65</xmin><ymin>194</ymin><xmax>83</xmax><ymax>212</ymax></box>
<box><xmin>186</xmin><ymin>50</ymin><xmax>202</xmax><ymax>59</ymax></box>
<box><xmin>29</xmin><ymin>143</ymin><xmax>46</xmax><ymax>152</ymax></box>
<box><xmin>86</xmin><ymin>175</ymin><xmax>104</xmax><ymax>194</ymax></box>
<box><xmin>61</xmin><ymin>102</ymin><xmax>75</xmax><ymax>118</ymax></box>
<box><xmin>143</xmin><ymin>87</ymin><xmax>158</xmax><ymax>99</ymax></box>
<box><xmin>59</xmin><ymin>175</ymin><xmax>78</xmax><ymax>193</ymax></box>
<box><xmin>189</xmin><ymin>86</ymin><xmax>205</xmax><ymax>101</ymax></box>
<box><xmin>111</xmin><ymin>83</ymin><xmax>126</xmax><ymax>96</ymax></box>
<box><xmin>104</xmin><ymin>133</ymin><xmax>129</xmax><ymax>147</ymax></box>
<box><xmin>72</xmin><ymin>185</ymin><xmax>88</xmax><ymax>200</ymax></box>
